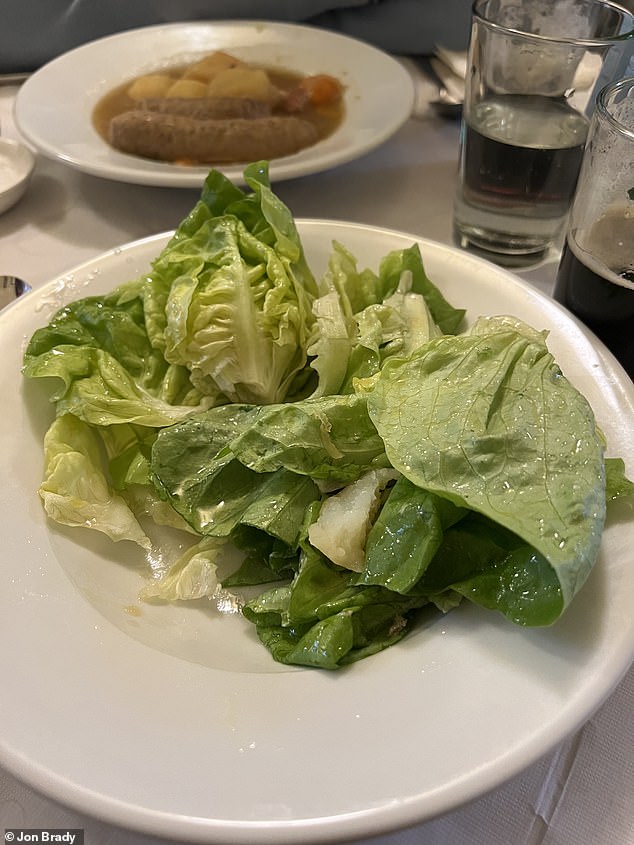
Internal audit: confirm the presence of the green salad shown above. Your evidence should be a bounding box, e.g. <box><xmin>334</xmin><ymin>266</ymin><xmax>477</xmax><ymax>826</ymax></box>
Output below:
<box><xmin>23</xmin><ymin>161</ymin><xmax>633</xmax><ymax>670</ymax></box>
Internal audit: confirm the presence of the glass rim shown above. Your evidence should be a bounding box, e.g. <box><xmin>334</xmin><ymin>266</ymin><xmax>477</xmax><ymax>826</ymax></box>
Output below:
<box><xmin>472</xmin><ymin>0</ymin><xmax>634</xmax><ymax>45</ymax></box>
<box><xmin>596</xmin><ymin>76</ymin><xmax>634</xmax><ymax>141</ymax></box>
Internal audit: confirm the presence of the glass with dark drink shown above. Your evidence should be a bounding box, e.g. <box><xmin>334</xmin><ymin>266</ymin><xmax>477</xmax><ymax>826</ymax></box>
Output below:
<box><xmin>554</xmin><ymin>77</ymin><xmax>634</xmax><ymax>379</ymax></box>
<box><xmin>452</xmin><ymin>0</ymin><xmax>634</xmax><ymax>267</ymax></box>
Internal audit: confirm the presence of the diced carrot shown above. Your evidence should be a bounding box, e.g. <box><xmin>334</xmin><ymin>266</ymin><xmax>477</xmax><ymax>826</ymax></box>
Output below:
<box><xmin>299</xmin><ymin>74</ymin><xmax>343</xmax><ymax>106</ymax></box>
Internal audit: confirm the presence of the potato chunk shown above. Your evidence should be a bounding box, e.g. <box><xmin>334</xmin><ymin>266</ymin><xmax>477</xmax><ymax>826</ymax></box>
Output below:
<box><xmin>165</xmin><ymin>78</ymin><xmax>208</xmax><ymax>99</ymax></box>
<box><xmin>183</xmin><ymin>50</ymin><xmax>246</xmax><ymax>82</ymax></box>
<box><xmin>307</xmin><ymin>470</ymin><xmax>399</xmax><ymax>572</ymax></box>
<box><xmin>127</xmin><ymin>74</ymin><xmax>173</xmax><ymax>101</ymax></box>
<box><xmin>207</xmin><ymin>67</ymin><xmax>281</xmax><ymax>104</ymax></box>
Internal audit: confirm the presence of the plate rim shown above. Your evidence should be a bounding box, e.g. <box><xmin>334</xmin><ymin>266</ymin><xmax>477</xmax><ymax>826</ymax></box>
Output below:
<box><xmin>13</xmin><ymin>20</ymin><xmax>415</xmax><ymax>187</ymax></box>
<box><xmin>1</xmin><ymin>220</ymin><xmax>633</xmax><ymax>844</ymax></box>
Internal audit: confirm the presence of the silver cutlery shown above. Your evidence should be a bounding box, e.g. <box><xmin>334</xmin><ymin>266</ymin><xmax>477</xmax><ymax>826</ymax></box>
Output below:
<box><xmin>0</xmin><ymin>274</ymin><xmax>31</xmax><ymax>309</ymax></box>
<box><xmin>416</xmin><ymin>56</ymin><xmax>463</xmax><ymax>119</ymax></box>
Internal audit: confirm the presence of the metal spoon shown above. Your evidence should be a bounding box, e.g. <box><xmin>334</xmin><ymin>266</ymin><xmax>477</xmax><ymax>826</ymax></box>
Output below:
<box><xmin>0</xmin><ymin>275</ymin><xmax>31</xmax><ymax>309</ymax></box>
<box><xmin>416</xmin><ymin>56</ymin><xmax>463</xmax><ymax>120</ymax></box>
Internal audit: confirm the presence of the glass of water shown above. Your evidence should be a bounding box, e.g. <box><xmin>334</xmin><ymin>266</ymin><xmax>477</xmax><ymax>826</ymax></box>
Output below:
<box><xmin>452</xmin><ymin>0</ymin><xmax>634</xmax><ymax>266</ymax></box>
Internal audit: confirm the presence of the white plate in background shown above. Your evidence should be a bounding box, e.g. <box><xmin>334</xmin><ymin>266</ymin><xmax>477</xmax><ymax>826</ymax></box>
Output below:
<box><xmin>0</xmin><ymin>221</ymin><xmax>632</xmax><ymax>844</ymax></box>
<box><xmin>14</xmin><ymin>21</ymin><xmax>415</xmax><ymax>187</ymax></box>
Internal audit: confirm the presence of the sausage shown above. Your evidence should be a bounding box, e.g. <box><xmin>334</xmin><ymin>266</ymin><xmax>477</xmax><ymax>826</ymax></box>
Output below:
<box><xmin>137</xmin><ymin>96</ymin><xmax>272</xmax><ymax>120</ymax></box>
<box><xmin>108</xmin><ymin>111</ymin><xmax>320</xmax><ymax>163</ymax></box>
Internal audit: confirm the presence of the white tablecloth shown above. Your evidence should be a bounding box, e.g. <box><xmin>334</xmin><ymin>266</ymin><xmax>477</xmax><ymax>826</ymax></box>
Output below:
<box><xmin>1</xmin><ymin>68</ymin><xmax>632</xmax><ymax>845</ymax></box>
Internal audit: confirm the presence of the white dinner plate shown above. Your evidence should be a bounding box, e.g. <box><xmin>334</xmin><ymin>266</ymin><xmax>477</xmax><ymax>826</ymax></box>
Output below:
<box><xmin>13</xmin><ymin>21</ymin><xmax>415</xmax><ymax>187</ymax></box>
<box><xmin>1</xmin><ymin>222</ymin><xmax>633</xmax><ymax>844</ymax></box>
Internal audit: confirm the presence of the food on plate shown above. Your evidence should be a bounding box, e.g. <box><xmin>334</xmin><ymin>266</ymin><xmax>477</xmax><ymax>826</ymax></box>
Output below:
<box><xmin>108</xmin><ymin>113</ymin><xmax>320</xmax><ymax>165</ymax></box>
<box><xmin>131</xmin><ymin>97</ymin><xmax>272</xmax><ymax>120</ymax></box>
<box><xmin>93</xmin><ymin>51</ymin><xmax>344</xmax><ymax>165</ymax></box>
<box><xmin>22</xmin><ymin>161</ymin><xmax>634</xmax><ymax>670</ymax></box>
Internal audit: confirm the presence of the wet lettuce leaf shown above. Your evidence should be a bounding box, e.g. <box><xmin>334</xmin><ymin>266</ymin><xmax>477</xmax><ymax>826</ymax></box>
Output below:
<box><xmin>307</xmin><ymin>240</ymin><xmax>465</xmax><ymax>397</ymax></box>
<box><xmin>605</xmin><ymin>457</ymin><xmax>634</xmax><ymax>501</ymax></box>
<box><xmin>23</xmin><ymin>292</ymin><xmax>215</xmax><ymax>427</ymax></box>
<box><xmin>359</xmin><ymin>316</ymin><xmax>607</xmax><ymax>620</ymax></box>
<box><xmin>223</xmin><ymin>525</ymin><xmax>298</xmax><ymax>587</ymax></box>
<box><xmin>243</xmin><ymin>528</ymin><xmax>433</xmax><ymax>669</ymax></box>
<box><xmin>151</xmin><ymin>393</ymin><xmax>390</xmax><ymax>495</ymax></box>
<box><xmin>38</xmin><ymin>414</ymin><xmax>151</xmax><ymax>549</ymax></box>
<box><xmin>149</xmin><ymin>393</ymin><xmax>390</xmax><ymax>548</ymax></box>
<box><xmin>139</xmin><ymin>536</ymin><xmax>226</xmax><ymax>602</ymax></box>
<box><xmin>360</xmin><ymin>476</ymin><xmax>467</xmax><ymax>594</ymax></box>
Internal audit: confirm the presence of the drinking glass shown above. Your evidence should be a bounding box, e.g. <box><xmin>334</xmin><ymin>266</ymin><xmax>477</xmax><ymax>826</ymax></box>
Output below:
<box><xmin>452</xmin><ymin>0</ymin><xmax>634</xmax><ymax>266</ymax></box>
<box><xmin>553</xmin><ymin>76</ymin><xmax>634</xmax><ymax>378</ymax></box>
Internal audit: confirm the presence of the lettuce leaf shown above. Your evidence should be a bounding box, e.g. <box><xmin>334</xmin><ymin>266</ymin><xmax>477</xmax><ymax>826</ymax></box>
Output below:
<box><xmin>151</xmin><ymin>393</ymin><xmax>389</xmax><ymax>494</ymax></box>
<box><xmin>306</xmin><ymin>241</ymin><xmax>465</xmax><ymax>397</ymax></box>
<box><xmin>605</xmin><ymin>457</ymin><xmax>634</xmax><ymax>501</ymax></box>
<box><xmin>142</xmin><ymin>162</ymin><xmax>318</xmax><ymax>405</ymax></box>
<box><xmin>38</xmin><ymin>414</ymin><xmax>151</xmax><ymax>549</ymax></box>
<box><xmin>139</xmin><ymin>536</ymin><xmax>226</xmax><ymax>601</ymax></box>
<box><xmin>359</xmin><ymin>316</ymin><xmax>607</xmax><ymax>622</ymax></box>
<box><xmin>23</xmin><ymin>285</ymin><xmax>217</xmax><ymax>426</ymax></box>
<box><xmin>243</xmin><ymin>528</ymin><xmax>432</xmax><ymax>669</ymax></box>
<box><xmin>360</xmin><ymin>476</ymin><xmax>466</xmax><ymax>593</ymax></box>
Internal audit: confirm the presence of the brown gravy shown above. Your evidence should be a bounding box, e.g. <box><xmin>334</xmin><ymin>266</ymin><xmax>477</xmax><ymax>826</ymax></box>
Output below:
<box><xmin>93</xmin><ymin>60</ymin><xmax>345</xmax><ymax>166</ymax></box>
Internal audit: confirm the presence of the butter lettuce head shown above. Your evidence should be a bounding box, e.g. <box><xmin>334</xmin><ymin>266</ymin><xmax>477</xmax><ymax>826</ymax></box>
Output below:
<box><xmin>23</xmin><ymin>162</ymin><xmax>319</xmax><ymax>425</ymax></box>
<box><xmin>21</xmin><ymin>160</ymin><xmax>631</xmax><ymax>671</ymax></box>
<box><xmin>144</xmin><ymin>163</ymin><xmax>318</xmax><ymax>405</ymax></box>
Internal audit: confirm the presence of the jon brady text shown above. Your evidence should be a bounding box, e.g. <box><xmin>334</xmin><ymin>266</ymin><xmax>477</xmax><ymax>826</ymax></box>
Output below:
<box><xmin>5</xmin><ymin>832</ymin><xmax>83</xmax><ymax>844</ymax></box>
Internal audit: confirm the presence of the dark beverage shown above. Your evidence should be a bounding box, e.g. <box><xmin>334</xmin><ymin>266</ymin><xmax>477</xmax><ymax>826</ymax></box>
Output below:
<box><xmin>454</xmin><ymin>95</ymin><xmax>589</xmax><ymax>260</ymax></box>
<box><xmin>462</xmin><ymin>98</ymin><xmax>587</xmax><ymax>212</ymax></box>
<box><xmin>554</xmin><ymin>225</ymin><xmax>634</xmax><ymax>379</ymax></box>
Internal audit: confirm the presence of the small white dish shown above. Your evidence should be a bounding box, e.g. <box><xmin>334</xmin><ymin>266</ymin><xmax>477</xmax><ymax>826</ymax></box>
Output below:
<box><xmin>0</xmin><ymin>138</ymin><xmax>35</xmax><ymax>214</ymax></box>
